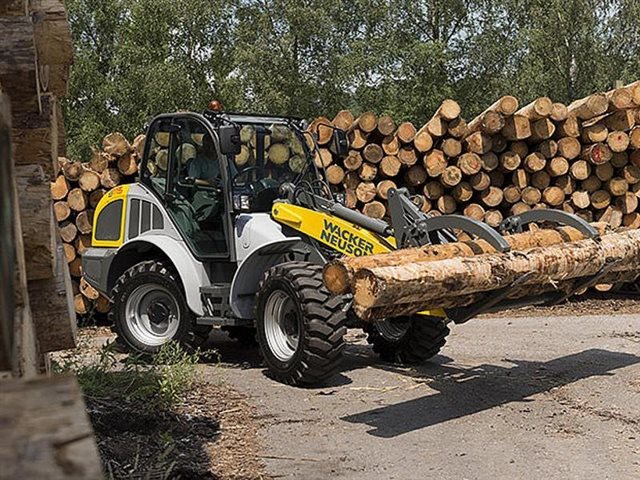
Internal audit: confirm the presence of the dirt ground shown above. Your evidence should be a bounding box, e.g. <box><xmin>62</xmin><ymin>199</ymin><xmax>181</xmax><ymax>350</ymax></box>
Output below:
<box><xmin>73</xmin><ymin>296</ymin><xmax>640</xmax><ymax>479</ymax></box>
<box><xmin>209</xmin><ymin>308</ymin><xmax>640</xmax><ymax>480</ymax></box>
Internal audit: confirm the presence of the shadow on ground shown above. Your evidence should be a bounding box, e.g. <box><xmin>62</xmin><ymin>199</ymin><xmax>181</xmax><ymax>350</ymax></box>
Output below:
<box><xmin>341</xmin><ymin>348</ymin><xmax>640</xmax><ymax>437</ymax></box>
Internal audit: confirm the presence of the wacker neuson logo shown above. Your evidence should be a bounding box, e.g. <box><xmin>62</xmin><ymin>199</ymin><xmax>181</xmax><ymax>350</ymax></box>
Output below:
<box><xmin>320</xmin><ymin>219</ymin><xmax>374</xmax><ymax>256</ymax></box>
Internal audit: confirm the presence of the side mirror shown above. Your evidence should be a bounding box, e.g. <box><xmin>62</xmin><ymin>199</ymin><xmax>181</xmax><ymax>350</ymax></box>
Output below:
<box><xmin>329</xmin><ymin>128</ymin><xmax>349</xmax><ymax>158</ymax></box>
<box><xmin>219</xmin><ymin>125</ymin><xmax>241</xmax><ymax>155</ymax></box>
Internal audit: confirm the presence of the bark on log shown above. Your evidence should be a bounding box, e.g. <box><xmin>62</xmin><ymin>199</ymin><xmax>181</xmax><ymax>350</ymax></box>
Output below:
<box><xmin>323</xmin><ymin>224</ymin><xmax>607</xmax><ymax>295</ymax></box>
<box><xmin>501</xmin><ymin>115</ymin><xmax>531</xmax><ymax>140</ymax></box>
<box><xmin>15</xmin><ymin>165</ymin><xmax>56</xmax><ymax>286</ymax></box>
<box><xmin>516</xmin><ymin>97</ymin><xmax>552</xmax><ymax>120</ymax></box>
<box><xmin>363</xmin><ymin>143</ymin><xmax>384</xmax><ymax>164</ymax></box>
<box><xmin>349</xmin><ymin>228</ymin><xmax>640</xmax><ymax>318</ymax></box>
<box><xmin>447</xmin><ymin>118</ymin><xmax>468</xmax><ymax>138</ymax></box>
<box><xmin>27</xmin><ymin>244</ymin><xmax>76</xmax><ymax>352</ymax></box>
<box><xmin>568</xmin><ymin>93</ymin><xmax>608</xmax><ymax>120</ymax></box>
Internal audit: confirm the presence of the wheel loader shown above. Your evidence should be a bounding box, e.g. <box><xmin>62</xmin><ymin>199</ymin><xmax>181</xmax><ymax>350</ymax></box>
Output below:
<box><xmin>82</xmin><ymin>104</ymin><xmax>606</xmax><ymax>386</ymax></box>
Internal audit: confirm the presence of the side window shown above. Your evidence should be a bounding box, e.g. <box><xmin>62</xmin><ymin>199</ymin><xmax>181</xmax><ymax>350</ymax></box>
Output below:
<box><xmin>95</xmin><ymin>200</ymin><xmax>123</xmax><ymax>241</ymax></box>
<box><xmin>172</xmin><ymin>118</ymin><xmax>220</xmax><ymax>186</ymax></box>
<box><xmin>143</xmin><ymin>120</ymin><xmax>172</xmax><ymax>196</ymax></box>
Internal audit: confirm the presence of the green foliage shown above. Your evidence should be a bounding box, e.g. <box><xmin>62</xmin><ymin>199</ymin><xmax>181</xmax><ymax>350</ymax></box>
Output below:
<box><xmin>64</xmin><ymin>0</ymin><xmax>640</xmax><ymax>159</ymax></box>
<box><xmin>54</xmin><ymin>341</ymin><xmax>201</xmax><ymax>409</ymax></box>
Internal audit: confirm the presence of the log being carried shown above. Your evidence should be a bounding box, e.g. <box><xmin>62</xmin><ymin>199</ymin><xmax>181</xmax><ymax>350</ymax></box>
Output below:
<box><xmin>323</xmin><ymin>188</ymin><xmax>640</xmax><ymax>323</ymax></box>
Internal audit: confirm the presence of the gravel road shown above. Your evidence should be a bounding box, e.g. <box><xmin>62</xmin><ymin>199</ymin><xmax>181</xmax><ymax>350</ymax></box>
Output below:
<box><xmin>210</xmin><ymin>313</ymin><xmax>640</xmax><ymax>480</ymax></box>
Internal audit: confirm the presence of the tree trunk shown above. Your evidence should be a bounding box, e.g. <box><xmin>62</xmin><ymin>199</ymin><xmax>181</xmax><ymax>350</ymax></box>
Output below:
<box><xmin>396</xmin><ymin>121</ymin><xmax>416</xmax><ymax>143</ymax></box>
<box><xmin>358</xmin><ymin>162</ymin><xmax>377</xmax><ymax>182</ymax></box>
<box><xmin>362</xmin><ymin>200</ymin><xmax>386</xmax><ymax>219</ymax></box>
<box><xmin>424</xmin><ymin>150</ymin><xmax>447</xmax><ymax>177</ymax></box>
<box><xmin>363</xmin><ymin>143</ymin><xmax>384</xmax><ymax>164</ymax></box>
<box><xmin>568</xmin><ymin>93</ymin><xmax>608</xmax><ymax>120</ymax></box>
<box><xmin>66</xmin><ymin>187</ymin><xmax>87</xmax><ymax>211</ymax></box>
<box><xmin>323</xmin><ymin>223</ymin><xmax>607</xmax><ymax>295</ymax></box>
<box><xmin>413</xmin><ymin>130</ymin><xmax>433</xmax><ymax>152</ymax></box>
<box><xmin>501</xmin><ymin>115</ymin><xmax>531</xmax><ymax>140</ymax></box>
<box><xmin>379</xmin><ymin>155</ymin><xmax>401</xmax><ymax>177</ymax></box>
<box><xmin>348</xmin><ymin>229</ymin><xmax>640</xmax><ymax>318</ymax></box>
<box><xmin>516</xmin><ymin>97</ymin><xmax>552</xmax><ymax>120</ymax></box>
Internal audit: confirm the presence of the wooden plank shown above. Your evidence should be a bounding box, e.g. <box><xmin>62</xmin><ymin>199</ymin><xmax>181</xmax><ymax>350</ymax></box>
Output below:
<box><xmin>0</xmin><ymin>376</ymin><xmax>103</xmax><ymax>479</ymax></box>
<box><xmin>0</xmin><ymin>91</ymin><xmax>14</xmax><ymax>371</ymax></box>
<box><xmin>0</xmin><ymin>0</ymin><xmax>27</xmax><ymax>16</ymax></box>
<box><xmin>28</xmin><ymin>244</ymin><xmax>76</xmax><ymax>352</ymax></box>
<box><xmin>0</xmin><ymin>15</ymin><xmax>40</xmax><ymax>115</ymax></box>
<box><xmin>15</xmin><ymin>163</ymin><xmax>57</xmax><ymax>281</ymax></box>
<box><xmin>12</xmin><ymin>92</ymin><xmax>58</xmax><ymax>175</ymax></box>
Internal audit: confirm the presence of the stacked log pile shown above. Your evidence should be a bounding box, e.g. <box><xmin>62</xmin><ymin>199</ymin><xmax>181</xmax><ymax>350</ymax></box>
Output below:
<box><xmin>1</xmin><ymin>3</ymin><xmax>103</xmax><ymax>476</ymax></box>
<box><xmin>50</xmin><ymin>132</ymin><xmax>144</xmax><ymax>316</ymax></box>
<box><xmin>1</xmin><ymin>0</ymin><xmax>77</xmax><ymax>370</ymax></box>
<box><xmin>310</xmin><ymin>82</ymin><xmax>640</xmax><ymax>231</ymax></box>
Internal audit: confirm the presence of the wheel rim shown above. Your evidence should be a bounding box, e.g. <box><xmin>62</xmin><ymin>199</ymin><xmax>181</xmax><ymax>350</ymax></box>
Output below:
<box><xmin>374</xmin><ymin>317</ymin><xmax>411</xmax><ymax>342</ymax></box>
<box><xmin>263</xmin><ymin>289</ymin><xmax>300</xmax><ymax>362</ymax></box>
<box><xmin>125</xmin><ymin>284</ymin><xmax>180</xmax><ymax>346</ymax></box>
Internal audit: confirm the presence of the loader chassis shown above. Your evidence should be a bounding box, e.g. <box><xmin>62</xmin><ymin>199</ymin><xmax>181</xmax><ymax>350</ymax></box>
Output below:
<box><xmin>82</xmin><ymin>108</ymin><xmax>603</xmax><ymax>386</ymax></box>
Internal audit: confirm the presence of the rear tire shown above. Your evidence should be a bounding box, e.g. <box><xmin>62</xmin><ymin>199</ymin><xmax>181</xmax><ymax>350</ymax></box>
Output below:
<box><xmin>365</xmin><ymin>315</ymin><xmax>449</xmax><ymax>364</ymax></box>
<box><xmin>255</xmin><ymin>262</ymin><xmax>347</xmax><ymax>386</ymax></box>
<box><xmin>110</xmin><ymin>260</ymin><xmax>210</xmax><ymax>354</ymax></box>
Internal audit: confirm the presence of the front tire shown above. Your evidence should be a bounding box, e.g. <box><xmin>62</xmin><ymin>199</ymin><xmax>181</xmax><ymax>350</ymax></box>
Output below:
<box><xmin>111</xmin><ymin>260</ymin><xmax>210</xmax><ymax>354</ymax></box>
<box><xmin>255</xmin><ymin>262</ymin><xmax>347</xmax><ymax>386</ymax></box>
<box><xmin>365</xmin><ymin>315</ymin><xmax>450</xmax><ymax>364</ymax></box>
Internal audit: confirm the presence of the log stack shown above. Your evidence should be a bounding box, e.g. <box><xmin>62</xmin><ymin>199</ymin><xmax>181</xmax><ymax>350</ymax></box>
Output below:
<box><xmin>312</xmin><ymin>83</ymin><xmax>640</xmax><ymax>232</ymax></box>
<box><xmin>1</xmin><ymin>4</ymin><xmax>103</xmax><ymax>477</ymax></box>
<box><xmin>50</xmin><ymin>132</ymin><xmax>143</xmax><ymax>317</ymax></box>
<box><xmin>1</xmin><ymin>0</ymin><xmax>77</xmax><ymax>371</ymax></box>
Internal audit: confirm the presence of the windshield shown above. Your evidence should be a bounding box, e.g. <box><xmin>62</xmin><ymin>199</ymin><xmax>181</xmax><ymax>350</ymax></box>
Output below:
<box><xmin>228</xmin><ymin>122</ymin><xmax>317</xmax><ymax>212</ymax></box>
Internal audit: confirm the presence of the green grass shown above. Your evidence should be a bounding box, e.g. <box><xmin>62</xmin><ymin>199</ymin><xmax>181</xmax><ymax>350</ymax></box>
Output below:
<box><xmin>54</xmin><ymin>341</ymin><xmax>202</xmax><ymax>409</ymax></box>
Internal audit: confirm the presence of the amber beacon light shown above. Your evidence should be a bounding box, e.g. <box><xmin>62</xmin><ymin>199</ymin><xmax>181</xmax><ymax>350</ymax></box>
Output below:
<box><xmin>208</xmin><ymin>99</ymin><xmax>224</xmax><ymax>112</ymax></box>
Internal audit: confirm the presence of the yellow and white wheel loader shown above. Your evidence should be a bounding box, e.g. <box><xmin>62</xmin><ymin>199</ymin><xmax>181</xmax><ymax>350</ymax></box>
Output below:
<box><xmin>83</xmin><ymin>106</ymin><xmax>600</xmax><ymax>385</ymax></box>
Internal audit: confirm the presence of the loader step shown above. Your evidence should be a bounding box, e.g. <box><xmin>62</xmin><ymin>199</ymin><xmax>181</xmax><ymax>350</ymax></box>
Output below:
<box><xmin>198</xmin><ymin>284</ymin><xmax>252</xmax><ymax>327</ymax></box>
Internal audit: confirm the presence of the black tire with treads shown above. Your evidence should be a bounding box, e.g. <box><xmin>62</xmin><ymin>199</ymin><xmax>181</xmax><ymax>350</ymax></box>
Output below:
<box><xmin>365</xmin><ymin>315</ymin><xmax>450</xmax><ymax>364</ymax></box>
<box><xmin>255</xmin><ymin>261</ymin><xmax>347</xmax><ymax>386</ymax></box>
<box><xmin>110</xmin><ymin>260</ymin><xmax>211</xmax><ymax>354</ymax></box>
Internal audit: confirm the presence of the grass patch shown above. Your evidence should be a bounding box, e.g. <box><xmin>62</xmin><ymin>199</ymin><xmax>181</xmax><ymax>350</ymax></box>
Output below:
<box><xmin>54</xmin><ymin>341</ymin><xmax>202</xmax><ymax>410</ymax></box>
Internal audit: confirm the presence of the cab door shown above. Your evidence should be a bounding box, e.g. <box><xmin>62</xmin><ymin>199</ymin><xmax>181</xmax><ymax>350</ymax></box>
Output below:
<box><xmin>142</xmin><ymin>115</ymin><xmax>230</xmax><ymax>259</ymax></box>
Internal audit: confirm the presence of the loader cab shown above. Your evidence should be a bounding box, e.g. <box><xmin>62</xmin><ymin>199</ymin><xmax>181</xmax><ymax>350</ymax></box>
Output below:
<box><xmin>139</xmin><ymin>112</ymin><xmax>320</xmax><ymax>261</ymax></box>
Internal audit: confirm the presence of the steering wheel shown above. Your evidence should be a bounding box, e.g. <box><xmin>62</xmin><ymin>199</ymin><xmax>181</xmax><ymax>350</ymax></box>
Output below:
<box><xmin>232</xmin><ymin>166</ymin><xmax>262</xmax><ymax>186</ymax></box>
